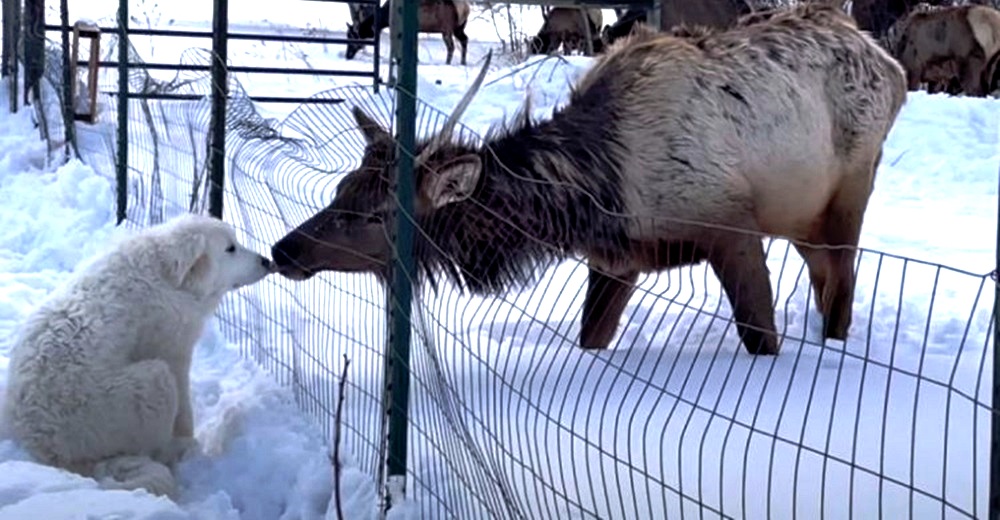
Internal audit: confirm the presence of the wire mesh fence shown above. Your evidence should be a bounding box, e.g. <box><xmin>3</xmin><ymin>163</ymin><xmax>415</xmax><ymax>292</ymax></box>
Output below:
<box><xmin>254</xmin><ymin>90</ymin><xmax>994</xmax><ymax>519</ymax></box>
<box><xmin>32</xmin><ymin>20</ymin><xmax>1000</xmax><ymax>520</ymax></box>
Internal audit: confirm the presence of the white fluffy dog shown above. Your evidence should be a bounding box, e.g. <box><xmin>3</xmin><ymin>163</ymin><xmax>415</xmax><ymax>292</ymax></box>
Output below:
<box><xmin>2</xmin><ymin>213</ymin><xmax>274</xmax><ymax>497</ymax></box>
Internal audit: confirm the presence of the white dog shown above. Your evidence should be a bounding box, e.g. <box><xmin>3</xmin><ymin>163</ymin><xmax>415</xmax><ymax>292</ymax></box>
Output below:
<box><xmin>2</xmin><ymin>213</ymin><xmax>274</xmax><ymax>497</ymax></box>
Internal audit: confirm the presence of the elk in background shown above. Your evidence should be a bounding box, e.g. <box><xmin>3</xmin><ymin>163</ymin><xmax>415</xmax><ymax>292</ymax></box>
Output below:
<box><xmin>527</xmin><ymin>7</ymin><xmax>604</xmax><ymax>56</ymax></box>
<box><xmin>344</xmin><ymin>0</ymin><xmax>471</xmax><ymax>65</ymax></box>
<box><xmin>894</xmin><ymin>4</ymin><xmax>1000</xmax><ymax>96</ymax></box>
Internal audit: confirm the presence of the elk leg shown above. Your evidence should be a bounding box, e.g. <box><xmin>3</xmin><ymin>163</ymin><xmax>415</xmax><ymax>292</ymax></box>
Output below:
<box><xmin>580</xmin><ymin>268</ymin><xmax>638</xmax><ymax>349</ymax></box>
<box><xmin>707</xmin><ymin>234</ymin><xmax>779</xmax><ymax>355</ymax></box>
<box><xmin>442</xmin><ymin>33</ymin><xmax>455</xmax><ymax>65</ymax></box>
<box><xmin>961</xmin><ymin>57</ymin><xmax>984</xmax><ymax>97</ymax></box>
<box><xmin>816</xmin><ymin>174</ymin><xmax>872</xmax><ymax>341</ymax></box>
<box><xmin>454</xmin><ymin>24</ymin><xmax>469</xmax><ymax>65</ymax></box>
<box><xmin>793</xmin><ymin>243</ymin><xmax>830</xmax><ymax>313</ymax></box>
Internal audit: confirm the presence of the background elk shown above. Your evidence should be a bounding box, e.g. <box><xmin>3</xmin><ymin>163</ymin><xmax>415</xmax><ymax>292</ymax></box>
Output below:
<box><xmin>527</xmin><ymin>7</ymin><xmax>603</xmax><ymax>56</ymax></box>
<box><xmin>600</xmin><ymin>0</ymin><xmax>750</xmax><ymax>48</ymax></box>
<box><xmin>894</xmin><ymin>4</ymin><xmax>1000</xmax><ymax>96</ymax></box>
<box><xmin>344</xmin><ymin>0</ymin><xmax>470</xmax><ymax>65</ymax></box>
<box><xmin>272</xmin><ymin>4</ymin><xmax>906</xmax><ymax>356</ymax></box>
<box><xmin>851</xmin><ymin>0</ymin><xmax>953</xmax><ymax>41</ymax></box>
<box><xmin>659</xmin><ymin>0</ymin><xmax>751</xmax><ymax>31</ymax></box>
<box><xmin>601</xmin><ymin>8</ymin><xmax>648</xmax><ymax>47</ymax></box>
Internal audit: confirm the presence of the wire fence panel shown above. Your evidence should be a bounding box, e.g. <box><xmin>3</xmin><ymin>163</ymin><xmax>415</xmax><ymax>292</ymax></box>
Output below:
<box><xmin>45</xmin><ymin>28</ymin><xmax>999</xmax><ymax>520</ymax></box>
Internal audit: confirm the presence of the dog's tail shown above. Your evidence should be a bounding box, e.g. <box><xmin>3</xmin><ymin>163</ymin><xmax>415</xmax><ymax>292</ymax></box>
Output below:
<box><xmin>93</xmin><ymin>455</ymin><xmax>177</xmax><ymax>498</ymax></box>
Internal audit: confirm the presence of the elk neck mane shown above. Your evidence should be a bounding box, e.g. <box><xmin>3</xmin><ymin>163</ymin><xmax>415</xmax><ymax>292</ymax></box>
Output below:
<box><xmin>414</xmin><ymin>89</ymin><xmax>630</xmax><ymax>296</ymax></box>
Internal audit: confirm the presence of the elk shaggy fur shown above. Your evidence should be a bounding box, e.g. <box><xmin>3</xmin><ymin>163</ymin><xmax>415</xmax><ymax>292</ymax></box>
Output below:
<box><xmin>272</xmin><ymin>4</ymin><xmax>907</xmax><ymax>355</ymax></box>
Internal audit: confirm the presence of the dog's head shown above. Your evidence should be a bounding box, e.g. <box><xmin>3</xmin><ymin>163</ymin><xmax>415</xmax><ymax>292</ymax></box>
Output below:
<box><xmin>158</xmin><ymin>214</ymin><xmax>275</xmax><ymax>299</ymax></box>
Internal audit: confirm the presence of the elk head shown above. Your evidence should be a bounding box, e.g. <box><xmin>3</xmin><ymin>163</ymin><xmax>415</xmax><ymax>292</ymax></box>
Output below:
<box><xmin>345</xmin><ymin>21</ymin><xmax>366</xmax><ymax>60</ymax></box>
<box><xmin>271</xmin><ymin>51</ymin><xmax>494</xmax><ymax>281</ymax></box>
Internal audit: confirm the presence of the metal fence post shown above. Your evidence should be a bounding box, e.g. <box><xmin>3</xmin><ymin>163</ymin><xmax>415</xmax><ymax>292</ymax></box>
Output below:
<box><xmin>59</xmin><ymin>0</ymin><xmax>75</xmax><ymax>160</ymax></box>
<box><xmin>991</xmin><ymin>166</ymin><xmax>1000</xmax><ymax>519</ymax></box>
<box><xmin>208</xmin><ymin>0</ymin><xmax>229</xmax><ymax>219</ymax></box>
<box><xmin>383</xmin><ymin>0</ymin><xmax>417</xmax><ymax>512</ymax></box>
<box><xmin>115</xmin><ymin>0</ymin><xmax>128</xmax><ymax>224</ymax></box>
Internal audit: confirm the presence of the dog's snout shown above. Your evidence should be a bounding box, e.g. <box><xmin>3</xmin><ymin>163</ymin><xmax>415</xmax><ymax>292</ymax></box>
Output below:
<box><xmin>260</xmin><ymin>256</ymin><xmax>275</xmax><ymax>271</ymax></box>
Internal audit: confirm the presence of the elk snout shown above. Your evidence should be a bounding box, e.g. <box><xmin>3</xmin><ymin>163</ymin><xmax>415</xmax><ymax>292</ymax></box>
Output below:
<box><xmin>271</xmin><ymin>236</ymin><xmax>314</xmax><ymax>280</ymax></box>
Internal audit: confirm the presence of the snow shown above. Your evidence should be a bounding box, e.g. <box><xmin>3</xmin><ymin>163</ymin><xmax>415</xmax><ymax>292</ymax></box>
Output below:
<box><xmin>0</xmin><ymin>2</ymin><xmax>997</xmax><ymax>519</ymax></box>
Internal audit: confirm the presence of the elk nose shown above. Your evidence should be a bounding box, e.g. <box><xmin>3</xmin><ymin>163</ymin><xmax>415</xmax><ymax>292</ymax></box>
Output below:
<box><xmin>271</xmin><ymin>239</ymin><xmax>300</xmax><ymax>268</ymax></box>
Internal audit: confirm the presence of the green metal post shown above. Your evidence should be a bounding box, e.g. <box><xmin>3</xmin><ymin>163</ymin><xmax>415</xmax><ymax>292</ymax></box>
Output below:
<box><xmin>115</xmin><ymin>0</ymin><xmax>128</xmax><ymax>224</ymax></box>
<box><xmin>208</xmin><ymin>0</ymin><xmax>228</xmax><ymax>219</ymax></box>
<box><xmin>384</xmin><ymin>0</ymin><xmax>417</xmax><ymax>510</ymax></box>
<box><xmin>991</xmin><ymin>167</ymin><xmax>1000</xmax><ymax>518</ymax></box>
<box><xmin>59</xmin><ymin>0</ymin><xmax>74</xmax><ymax>160</ymax></box>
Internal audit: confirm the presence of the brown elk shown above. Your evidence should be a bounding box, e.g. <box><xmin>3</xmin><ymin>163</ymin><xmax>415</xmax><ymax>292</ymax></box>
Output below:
<box><xmin>528</xmin><ymin>7</ymin><xmax>604</xmax><ymax>56</ymax></box>
<box><xmin>601</xmin><ymin>0</ymin><xmax>750</xmax><ymax>49</ymax></box>
<box><xmin>272</xmin><ymin>4</ymin><xmax>906</xmax><ymax>356</ymax></box>
<box><xmin>659</xmin><ymin>0</ymin><xmax>751</xmax><ymax>31</ymax></box>
<box><xmin>895</xmin><ymin>4</ymin><xmax>1000</xmax><ymax>96</ymax></box>
<box><xmin>851</xmin><ymin>0</ymin><xmax>953</xmax><ymax>41</ymax></box>
<box><xmin>345</xmin><ymin>0</ymin><xmax>471</xmax><ymax>65</ymax></box>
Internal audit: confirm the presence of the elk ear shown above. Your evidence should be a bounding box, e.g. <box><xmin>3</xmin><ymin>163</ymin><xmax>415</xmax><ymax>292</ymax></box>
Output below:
<box><xmin>423</xmin><ymin>154</ymin><xmax>481</xmax><ymax>208</ymax></box>
<box><xmin>352</xmin><ymin>106</ymin><xmax>389</xmax><ymax>145</ymax></box>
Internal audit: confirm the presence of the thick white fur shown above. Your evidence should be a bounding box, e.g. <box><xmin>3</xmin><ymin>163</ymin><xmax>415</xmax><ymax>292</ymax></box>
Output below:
<box><xmin>1</xmin><ymin>213</ymin><xmax>274</xmax><ymax>497</ymax></box>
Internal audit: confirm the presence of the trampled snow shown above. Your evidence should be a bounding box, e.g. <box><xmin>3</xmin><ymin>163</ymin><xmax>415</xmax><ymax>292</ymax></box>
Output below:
<box><xmin>0</xmin><ymin>3</ymin><xmax>998</xmax><ymax>519</ymax></box>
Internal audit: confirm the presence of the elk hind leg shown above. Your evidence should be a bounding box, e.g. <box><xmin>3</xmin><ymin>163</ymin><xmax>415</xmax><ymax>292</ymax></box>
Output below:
<box><xmin>454</xmin><ymin>24</ymin><xmax>469</xmax><ymax>65</ymax></box>
<box><xmin>442</xmin><ymin>33</ymin><xmax>455</xmax><ymax>65</ymax></box>
<box><xmin>708</xmin><ymin>234</ymin><xmax>779</xmax><ymax>355</ymax></box>
<box><xmin>794</xmin><ymin>241</ymin><xmax>831</xmax><ymax>316</ymax></box>
<box><xmin>814</xmin><ymin>174</ymin><xmax>872</xmax><ymax>341</ymax></box>
<box><xmin>580</xmin><ymin>268</ymin><xmax>638</xmax><ymax>349</ymax></box>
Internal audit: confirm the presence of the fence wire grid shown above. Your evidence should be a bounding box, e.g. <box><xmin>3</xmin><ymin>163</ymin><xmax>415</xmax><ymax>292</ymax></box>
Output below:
<box><xmin>28</xmin><ymin>24</ymin><xmax>1000</xmax><ymax>520</ymax></box>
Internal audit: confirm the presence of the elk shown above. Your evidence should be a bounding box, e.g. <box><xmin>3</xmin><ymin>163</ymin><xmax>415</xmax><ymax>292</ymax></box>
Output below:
<box><xmin>894</xmin><ymin>4</ymin><xmax>1000</xmax><ymax>96</ymax></box>
<box><xmin>601</xmin><ymin>8</ymin><xmax>649</xmax><ymax>47</ymax></box>
<box><xmin>344</xmin><ymin>0</ymin><xmax>471</xmax><ymax>65</ymax></box>
<box><xmin>850</xmin><ymin>0</ymin><xmax>953</xmax><ymax>41</ymax></box>
<box><xmin>527</xmin><ymin>7</ymin><xmax>604</xmax><ymax>56</ymax></box>
<box><xmin>273</xmin><ymin>4</ymin><xmax>907</xmax><ymax>356</ymax></box>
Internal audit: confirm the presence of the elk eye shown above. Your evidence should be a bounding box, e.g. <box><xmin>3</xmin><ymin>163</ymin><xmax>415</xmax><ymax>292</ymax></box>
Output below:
<box><xmin>225</xmin><ymin>244</ymin><xmax>236</xmax><ymax>253</ymax></box>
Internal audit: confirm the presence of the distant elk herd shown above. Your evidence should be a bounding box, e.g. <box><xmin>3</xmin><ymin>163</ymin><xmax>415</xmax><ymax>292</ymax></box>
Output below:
<box><xmin>272</xmin><ymin>1</ymin><xmax>996</xmax><ymax>355</ymax></box>
<box><xmin>342</xmin><ymin>0</ymin><xmax>1000</xmax><ymax>95</ymax></box>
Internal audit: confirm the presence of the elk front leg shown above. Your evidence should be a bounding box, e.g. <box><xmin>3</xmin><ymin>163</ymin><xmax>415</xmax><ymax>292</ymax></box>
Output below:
<box><xmin>580</xmin><ymin>268</ymin><xmax>638</xmax><ymax>349</ymax></box>
<box><xmin>707</xmin><ymin>234</ymin><xmax>779</xmax><ymax>355</ymax></box>
<box><xmin>442</xmin><ymin>34</ymin><xmax>455</xmax><ymax>65</ymax></box>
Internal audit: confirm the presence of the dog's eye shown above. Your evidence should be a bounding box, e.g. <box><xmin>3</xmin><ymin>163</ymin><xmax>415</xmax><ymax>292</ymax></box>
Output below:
<box><xmin>225</xmin><ymin>244</ymin><xmax>236</xmax><ymax>253</ymax></box>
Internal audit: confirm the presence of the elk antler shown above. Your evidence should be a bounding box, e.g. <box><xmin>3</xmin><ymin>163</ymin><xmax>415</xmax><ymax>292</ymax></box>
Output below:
<box><xmin>416</xmin><ymin>50</ymin><xmax>493</xmax><ymax>164</ymax></box>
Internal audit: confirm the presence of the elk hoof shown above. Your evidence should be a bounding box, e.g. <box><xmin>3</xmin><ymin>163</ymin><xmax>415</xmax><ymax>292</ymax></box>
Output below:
<box><xmin>742</xmin><ymin>330</ymin><xmax>780</xmax><ymax>356</ymax></box>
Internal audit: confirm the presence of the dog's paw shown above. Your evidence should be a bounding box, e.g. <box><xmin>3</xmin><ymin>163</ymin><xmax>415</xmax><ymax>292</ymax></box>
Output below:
<box><xmin>94</xmin><ymin>455</ymin><xmax>177</xmax><ymax>497</ymax></box>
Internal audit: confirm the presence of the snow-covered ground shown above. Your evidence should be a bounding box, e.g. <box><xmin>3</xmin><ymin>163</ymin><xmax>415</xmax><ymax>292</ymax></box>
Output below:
<box><xmin>0</xmin><ymin>1</ymin><xmax>997</xmax><ymax>519</ymax></box>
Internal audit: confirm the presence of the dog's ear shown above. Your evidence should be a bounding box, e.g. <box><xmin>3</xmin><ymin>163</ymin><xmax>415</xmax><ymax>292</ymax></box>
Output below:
<box><xmin>167</xmin><ymin>233</ymin><xmax>212</xmax><ymax>293</ymax></box>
